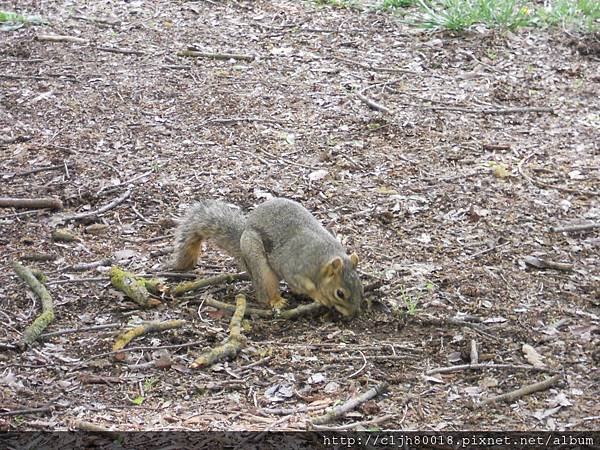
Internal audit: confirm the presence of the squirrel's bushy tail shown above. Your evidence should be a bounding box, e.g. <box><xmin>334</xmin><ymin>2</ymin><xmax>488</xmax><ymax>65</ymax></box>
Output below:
<box><xmin>172</xmin><ymin>200</ymin><xmax>246</xmax><ymax>270</ymax></box>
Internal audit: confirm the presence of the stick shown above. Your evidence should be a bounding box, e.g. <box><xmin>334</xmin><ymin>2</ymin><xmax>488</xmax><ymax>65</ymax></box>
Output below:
<box><xmin>36</xmin><ymin>34</ymin><xmax>87</xmax><ymax>44</ymax></box>
<box><xmin>11</xmin><ymin>262</ymin><xmax>55</xmax><ymax>346</ymax></box>
<box><xmin>310</xmin><ymin>381</ymin><xmax>389</xmax><ymax>425</ymax></box>
<box><xmin>311</xmin><ymin>414</ymin><xmax>394</xmax><ymax>431</ymax></box>
<box><xmin>200</xmin><ymin>297</ymin><xmax>325</xmax><ymax>319</ymax></box>
<box><xmin>518</xmin><ymin>153</ymin><xmax>599</xmax><ymax>196</ymax></box>
<box><xmin>425</xmin><ymin>363</ymin><xmax>559</xmax><ymax>376</ymax></box>
<box><xmin>190</xmin><ymin>294</ymin><xmax>247</xmax><ymax>369</ymax></box>
<box><xmin>550</xmin><ymin>222</ymin><xmax>600</xmax><ymax>233</ymax></box>
<box><xmin>96</xmin><ymin>46</ymin><xmax>145</xmax><ymax>56</ymax></box>
<box><xmin>430</xmin><ymin>106</ymin><xmax>554</xmax><ymax>115</ymax></box>
<box><xmin>39</xmin><ymin>323</ymin><xmax>121</xmax><ymax>339</ymax></box>
<box><xmin>171</xmin><ymin>272</ymin><xmax>249</xmax><ymax>296</ymax></box>
<box><xmin>177</xmin><ymin>50</ymin><xmax>255</xmax><ymax>61</ymax></box>
<box><xmin>0</xmin><ymin>406</ymin><xmax>54</xmax><ymax>417</ymax></box>
<box><xmin>470</xmin><ymin>340</ymin><xmax>479</xmax><ymax>364</ymax></box>
<box><xmin>356</xmin><ymin>91</ymin><xmax>391</xmax><ymax>114</ymax></box>
<box><xmin>54</xmin><ymin>190</ymin><xmax>130</xmax><ymax>224</ymax></box>
<box><xmin>206</xmin><ymin>117</ymin><xmax>282</xmax><ymax>125</ymax></box>
<box><xmin>0</xmin><ymin>197</ymin><xmax>63</xmax><ymax>210</ymax></box>
<box><xmin>476</xmin><ymin>374</ymin><xmax>562</xmax><ymax>408</ymax></box>
<box><xmin>112</xmin><ymin>320</ymin><xmax>186</xmax><ymax>361</ymax></box>
<box><xmin>13</xmin><ymin>163</ymin><xmax>73</xmax><ymax>177</ymax></box>
<box><xmin>523</xmin><ymin>256</ymin><xmax>573</xmax><ymax>271</ymax></box>
<box><xmin>67</xmin><ymin>258</ymin><xmax>114</xmax><ymax>272</ymax></box>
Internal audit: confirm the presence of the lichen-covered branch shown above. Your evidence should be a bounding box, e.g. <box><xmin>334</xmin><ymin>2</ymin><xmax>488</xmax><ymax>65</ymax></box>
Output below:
<box><xmin>171</xmin><ymin>272</ymin><xmax>249</xmax><ymax>296</ymax></box>
<box><xmin>109</xmin><ymin>266</ymin><xmax>165</xmax><ymax>307</ymax></box>
<box><xmin>190</xmin><ymin>294</ymin><xmax>247</xmax><ymax>369</ymax></box>
<box><xmin>112</xmin><ymin>320</ymin><xmax>186</xmax><ymax>361</ymax></box>
<box><xmin>11</xmin><ymin>261</ymin><xmax>55</xmax><ymax>346</ymax></box>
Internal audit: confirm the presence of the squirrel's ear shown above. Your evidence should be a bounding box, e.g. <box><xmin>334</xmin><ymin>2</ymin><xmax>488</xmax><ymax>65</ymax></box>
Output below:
<box><xmin>349</xmin><ymin>252</ymin><xmax>359</xmax><ymax>268</ymax></box>
<box><xmin>324</xmin><ymin>257</ymin><xmax>343</xmax><ymax>277</ymax></box>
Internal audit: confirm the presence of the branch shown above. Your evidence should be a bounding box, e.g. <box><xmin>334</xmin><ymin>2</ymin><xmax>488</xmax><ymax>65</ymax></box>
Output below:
<box><xmin>356</xmin><ymin>91</ymin><xmax>391</xmax><ymax>114</ymax></box>
<box><xmin>190</xmin><ymin>294</ymin><xmax>247</xmax><ymax>369</ymax></box>
<box><xmin>475</xmin><ymin>374</ymin><xmax>562</xmax><ymax>408</ymax></box>
<box><xmin>310</xmin><ymin>381</ymin><xmax>389</xmax><ymax>426</ymax></box>
<box><xmin>0</xmin><ymin>197</ymin><xmax>63</xmax><ymax>210</ymax></box>
<box><xmin>171</xmin><ymin>272</ymin><xmax>249</xmax><ymax>296</ymax></box>
<box><xmin>425</xmin><ymin>363</ymin><xmax>559</xmax><ymax>376</ymax></box>
<box><xmin>36</xmin><ymin>34</ymin><xmax>87</xmax><ymax>44</ymax></box>
<box><xmin>177</xmin><ymin>50</ymin><xmax>255</xmax><ymax>61</ymax></box>
<box><xmin>112</xmin><ymin>320</ymin><xmax>186</xmax><ymax>361</ymax></box>
<box><xmin>52</xmin><ymin>190</ymin><xmax>131</xmax><ymax>224</ymax></box>
<box><xmin>11</xmin><ymin>262</ymin><xmax>55</xmax><ymax>346</ymax></box>
<box><xmin>550</xmin><ymin>222</ymin><xmax>600</xmax><ymax>233</ymax></box>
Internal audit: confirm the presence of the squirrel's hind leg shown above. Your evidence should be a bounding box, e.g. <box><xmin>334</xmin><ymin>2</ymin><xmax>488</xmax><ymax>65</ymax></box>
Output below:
<box><xmin>240</xmin><ymin>229</ymin><xmax>286</xmax><ymax>310</ymax></box>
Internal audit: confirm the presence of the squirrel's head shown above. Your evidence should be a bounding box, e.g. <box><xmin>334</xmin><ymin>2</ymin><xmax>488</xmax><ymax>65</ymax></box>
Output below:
<box><xmin>318</xmin><ymin>252</ymin><xmax>363</xmax><ymax>317</ymax></box>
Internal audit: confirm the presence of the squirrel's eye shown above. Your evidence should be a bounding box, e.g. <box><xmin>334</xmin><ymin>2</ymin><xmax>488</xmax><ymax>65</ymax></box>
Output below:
<box><xmin>336</xmin><ymin>289</ymin><xmax>345</xmax><ymax>300</ymax></box>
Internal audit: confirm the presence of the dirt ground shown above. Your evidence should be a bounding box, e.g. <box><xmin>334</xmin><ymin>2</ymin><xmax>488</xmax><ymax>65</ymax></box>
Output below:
<box><xmin>1</xmin><ymin>0</ymin><xmax>599</xmax><ymax>432</ymax></box>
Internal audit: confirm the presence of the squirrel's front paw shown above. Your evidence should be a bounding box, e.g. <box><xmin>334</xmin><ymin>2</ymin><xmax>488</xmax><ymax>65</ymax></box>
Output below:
<box><xmin>269</xmin><ymin>294</ymin><xmax>287</xmax><ymax>312</ymax></box>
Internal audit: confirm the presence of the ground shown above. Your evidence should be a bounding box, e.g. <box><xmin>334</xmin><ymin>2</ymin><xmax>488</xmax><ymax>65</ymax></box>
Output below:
<box><xmin>1</xmin><ymin>0</ymin><xmax>599</xmax><ymax>433</ymax></box>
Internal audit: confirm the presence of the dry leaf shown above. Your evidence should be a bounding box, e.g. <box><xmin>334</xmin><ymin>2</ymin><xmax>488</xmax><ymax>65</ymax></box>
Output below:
<box><xmin>522</xmin><ymin>344</ymin><xmax>546</xmax><ymax>368</ymax></box>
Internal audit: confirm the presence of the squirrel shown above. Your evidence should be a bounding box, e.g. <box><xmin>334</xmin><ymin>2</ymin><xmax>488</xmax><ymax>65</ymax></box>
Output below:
<box><xmin>171</xmin><ymin>197</ymin><xmax>363</xmax><ymax>317</ymax></box>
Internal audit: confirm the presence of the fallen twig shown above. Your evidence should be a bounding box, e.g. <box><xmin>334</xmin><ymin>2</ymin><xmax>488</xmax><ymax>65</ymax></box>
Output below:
<box><xmin>470</xmin><ymin>339</ymin><xmax>479</xmax><ymax>365</ymax></box>
<box><xmin>425</xmin><ymin>363</ymin><xmax>559</xmax><ymax>376</ymax></box>
<box><xmin>11</xmin><ymin>163</ymin><xmax>73</xmax><ymax>177</ymax></box>
<box><xmin>0</xmin><ymin>405</ymin><xmax>54</xmax><ymax>417</ymax></box>
<box><xmin>310</xmin><ymin>381</ymin><xmax>389</xmax><ymax>426</ymax></box>
<box><xmin>177</xmin><ymin>49</ymin><xmax>255</xmax><ymax>61</ymax></box>
<box><xmin>11</xmin><ymin>261</ymin><xmax>55</xmax><ymax>346</ymax></box>
<box><xmin>52</xmin><ymin>189</ymin><xmax>131</xmax><ymax>224</ymax></box>
<box><xmin>84</xmin><ymin>339</ymin><xmax>206</xmax><ymax>362</ymax></box>
<box><xmin>206</xmin><ymin>117</ymin><xmax>282</xmax><ymax>125</ymax></box>
<box><xmin>356</xmin><ymin>91</ymin><xmax>391</xmax><ymax>114</ymax></box>
<box><xmin>523</xmin><ymin>256</ymin><xmax>573</xmax><ymax>272</ymax></box>
<box><xmin>550</xmin><ymin>222</ymin><xmax>600</xmax><ymax>233</ymax></box>
<box><xmin>200</xmin><ymin>297</ymin><xmax>325</xmax><ymax>319</ymax></box>
<box><xmin>171</xmin><ymin>272</ymin><xmax>249</xmax><ymax>296</ymax></box>
<box><xmin>475</xmin><ymin>374</ymin><xmax>562</xmax><ymax>408</ymax></box>
<box><xmin>37</xmin><ymin>34</ymin><xmax>87</xmax><ymax>44</ymax></box>
<box><xmin>39</xmin><ymin>323</ymin><xmax>121</xmax><ymax>339</ymax></box>
<box><xmin>518</xmin><ymin>153</ymin><xmax>599</xmax><ymax>196</ymax></box>
<box><xmin>430</xmin><ymin>106</ymin><xmax>554</xmax><ymax>115</ymax></box>
<box><xmin>112</xmin><ymin>320</ymin><xmax>186</xmax><ymax>361</ymax></box>
<box><xmin>191</xmin><ymin>294</ymin><xmax>247</xmax><ymax>369</ymax></box>
<box><xmin>0</xmin><ymin>196</ymin><xmax>63</xmax><ymax>210</ymax></box>
<box><xmin>311</xmin><ymin>414</ymin><xmax>394</xmax><ymax>431</ymax></box>
<box><xmin>67</xmin><ymin>258</ymin><xmax>114</xmax><ymax>272</ymax></box>
<box><xmin>96</xmin><ymin>46</ymin><xmax>145</xmax><ymax>56</ymax></box>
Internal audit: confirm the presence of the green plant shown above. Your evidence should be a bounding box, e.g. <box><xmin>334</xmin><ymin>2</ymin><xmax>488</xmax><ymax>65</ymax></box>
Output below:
<box><xmin>415</xmin><ymin>0</ymin><xmax>532</xmax><ymax>31</ymax></box>
<box><xmin>536</xmin><ymin>0</ymin><xmax>599</xmax><ymax>31</ymax></box>
<box><xmin>314</xmin><ymin>0</ymin><xmax>357</xmax><ymax>8</ymax></box>
<box><xmin>399</xmin><ymin>285</ymin><xmax>420</xmax><ymax>315</ymax></box>
<box><xmin>0</xmin><ymin>11</ymin><xmax>46</xmax><ymax>30</ymax></box>
<box><xmin>380</xmin><ymin>0</ymin><xmax>415</xmax><ymax>10</ymax></box>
